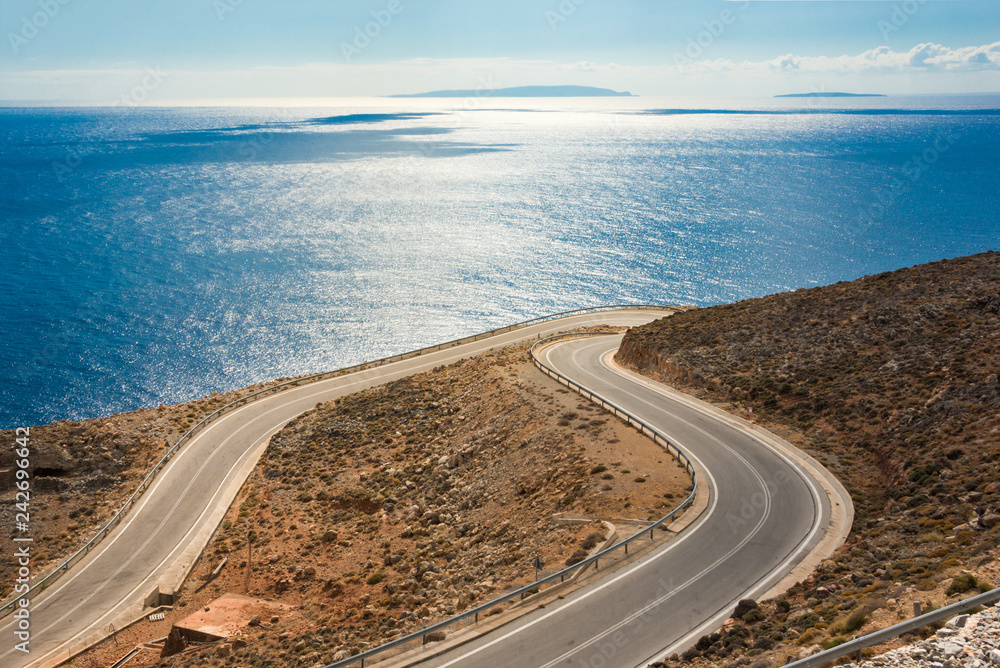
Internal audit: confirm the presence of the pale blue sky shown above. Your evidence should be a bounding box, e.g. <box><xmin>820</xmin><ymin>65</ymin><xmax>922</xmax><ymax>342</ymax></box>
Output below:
<box><xmin>2</xmin><ymin>0</ymin><xmax>998</xmax><ymax>102</ymax></box>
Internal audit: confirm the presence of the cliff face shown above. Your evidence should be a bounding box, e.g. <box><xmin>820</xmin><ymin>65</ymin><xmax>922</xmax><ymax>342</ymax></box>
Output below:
<box><xmin>619</xmin><ymin>251</ymin><xmax>1000</xmax><ymax>668</ymax></box>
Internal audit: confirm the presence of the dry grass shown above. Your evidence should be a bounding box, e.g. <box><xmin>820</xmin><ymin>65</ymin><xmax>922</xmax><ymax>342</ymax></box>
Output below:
<box><xmin>620</xmin><ymin>251</ymin><xmax>1000</xmax><ymax>667</ymax></box>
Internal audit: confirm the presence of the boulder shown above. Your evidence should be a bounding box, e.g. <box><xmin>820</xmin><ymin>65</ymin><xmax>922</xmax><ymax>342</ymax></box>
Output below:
<box><xmin>946</xmin><ymin>614</ymin><xmax>969</xmax><ymax>629</ymax></box>
<box><xmin>940</xmin><ymin>641</ymin><xmax>963</xmax><ymax>659</ymax></box>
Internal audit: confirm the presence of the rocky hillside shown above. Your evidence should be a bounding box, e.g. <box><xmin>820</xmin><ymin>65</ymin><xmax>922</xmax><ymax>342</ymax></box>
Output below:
<box><xmin>617</xmin><ymin>251</ymin><xmax>1000</xmax><ymax>667</ymax></box>
<box><xmin>76</xmin><ymin>337</ymin><xmax>692</xmax><ymax>668</ymax></box>
<box><xmin>854</xmin><ymin>601</ymin><xmax>1000</xmax><ymax>668</ymax></box>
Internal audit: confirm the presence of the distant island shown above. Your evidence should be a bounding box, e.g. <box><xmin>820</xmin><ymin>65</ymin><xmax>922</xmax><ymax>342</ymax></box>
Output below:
<box><xmin>775</xmin><ymin>92</ymin><xmax>886</xmax><ymax>98</ymax></box>
<box><xmin>391</xmin><ymin>85</ymin><xmax>635</xmax><ymax>98</ymax></box>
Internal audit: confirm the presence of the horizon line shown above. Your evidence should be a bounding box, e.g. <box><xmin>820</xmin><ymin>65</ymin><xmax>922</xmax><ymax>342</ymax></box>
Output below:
<box><xmin>3</xmin><ymin>91</ymin><xmax>1000</xmax><ymax>108</ymax></box>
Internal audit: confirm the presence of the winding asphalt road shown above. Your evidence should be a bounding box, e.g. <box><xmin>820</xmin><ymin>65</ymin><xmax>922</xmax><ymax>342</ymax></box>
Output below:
<box><xmin>400</xmin><ymin>335</ymin><xmax>851</xmax><ymax>668</ymax></box>
<box><xmin>0</xmin><ymin>308</ymin><xmax>680</xmax><ymax>668</ymax></box>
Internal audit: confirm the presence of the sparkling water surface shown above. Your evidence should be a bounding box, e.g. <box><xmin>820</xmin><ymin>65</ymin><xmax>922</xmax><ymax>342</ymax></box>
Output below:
<box><xmin>2</xmin><ymin>96</ymin><xmax>998</xmax><ymax>428</ymax></box>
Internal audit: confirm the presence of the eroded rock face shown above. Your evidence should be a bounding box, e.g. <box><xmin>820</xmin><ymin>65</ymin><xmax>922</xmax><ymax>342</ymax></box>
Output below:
<box><xmin>1</xmin><ymin>441</ymin><xmax>77</xmax><ymax>490</ymax></box>
<box><xmin>29</xmin><ymin>442</ymin><xmax>78</xmax><ymax>476</ymax></box>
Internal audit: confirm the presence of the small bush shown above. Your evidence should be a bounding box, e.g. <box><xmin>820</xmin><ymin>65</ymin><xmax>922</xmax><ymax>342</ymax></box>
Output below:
<box><xmin>734</xmin><ymin>599</ymin><xmax>759</xmax><ymax>619</ymax></box>
<box><xmin>590</xmin><ymin>464</ymin><xmax>607</xmax><ymax>475</ymax></box>
<box><xmin>367</xmin><ymin>570</ymin><xmax>386</xmax><ymax>585</ymax></box>
<box><xmin>947</xmin><ymin>573</ymin><xmax>988</xmax><ymax>596</ymax></box>
<box><xmin>681</xmin><ymin>648</ymin><xmax>702</xmax><ymax>661</ymax></box>
<box><xmin>796</xmin><ymin>612</ymin><xmax>821</xmax><ymax>630</ymax></box>
<box><xmin>725</xmin><ymin>625</ymin><xmax>750</xmax><ymax>643</ymax></box>
<box><xmin>841</xmin><ymin>609</ymin><xmax>869</xmax><ymax>633</ymax></box>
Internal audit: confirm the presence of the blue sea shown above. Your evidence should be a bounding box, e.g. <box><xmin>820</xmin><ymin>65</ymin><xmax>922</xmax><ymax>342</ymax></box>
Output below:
<box><xmin>2</xmin><ymin>95</ymin><xmax>999</xmax><ymax>429</ymax></box>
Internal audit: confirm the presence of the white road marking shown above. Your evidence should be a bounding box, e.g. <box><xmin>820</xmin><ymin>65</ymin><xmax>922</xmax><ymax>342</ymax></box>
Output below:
<box><xmin>1</xmin><ymin>311</ymin><xmax>672</xmax><ymax>666</ymax></box>
<box><xmin>426</xmin><ymin>335</ymin><xmax>827</xmax><ymax>667</ymax></box>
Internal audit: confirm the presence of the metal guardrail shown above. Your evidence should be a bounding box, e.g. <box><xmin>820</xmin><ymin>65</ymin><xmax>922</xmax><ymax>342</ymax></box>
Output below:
<box><xmin>783</xmin><ymin>586</ymin><xmax>1000</xmax><ymax>668</ymax></box>
<box><xmin>322</xmin><ymin>331</ymin><xmax>699</xmax><ymax>668</ymax></box>
<box><xmin>0</xmin><ymin>304</ymin><xmax>684</xmax><ymax>618</ymax></box>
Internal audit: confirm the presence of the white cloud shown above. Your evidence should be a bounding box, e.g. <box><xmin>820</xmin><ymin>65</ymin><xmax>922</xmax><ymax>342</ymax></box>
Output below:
<box><xmin>674</xmin><ymin>41</ymin><xmax>1000</xmax><ymax>76</ymax></box>
<box><xmin>3</xmin><ymin>42</ymin><xmax>999</xmax><ymax>102</ymax></box>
